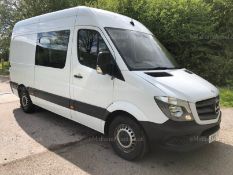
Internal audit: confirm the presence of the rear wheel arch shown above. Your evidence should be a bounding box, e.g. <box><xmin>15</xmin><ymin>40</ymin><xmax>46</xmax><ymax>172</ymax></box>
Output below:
<box><xmin>17</xmin><ymin>84</ymin><xmax>35</xmax><ymax>113</ymax></box>
<box><xmin>17</xmin><ymin>84</ymin><xmax>26</xmax><ymax>97</ymax></box>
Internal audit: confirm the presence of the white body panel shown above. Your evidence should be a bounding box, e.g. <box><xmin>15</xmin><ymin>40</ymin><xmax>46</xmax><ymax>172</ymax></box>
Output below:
<box><xmin>10</xmin><ymin>34</ymin><xmax>36</xmax><ymax>87</ymax></box>
<box><xmin>10</xmin><ymin>6</ymin><xmax>220</xmax><ymax>135</ymax></box>
<box><xmin>135</xmin><ymin>69</ymin><xmax>219</xmax><ymax>103</ymax></box>
<box><xmin>111</xmin><ymin>71</ymin><xmax>168</xmax><ymax>124</ymax></box>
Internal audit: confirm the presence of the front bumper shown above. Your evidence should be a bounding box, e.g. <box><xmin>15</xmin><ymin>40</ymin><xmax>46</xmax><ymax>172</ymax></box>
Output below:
<box><xmin>140</xmin><ymin>112</ymin><xmax>221</xmax><ymax>151</ymax></box>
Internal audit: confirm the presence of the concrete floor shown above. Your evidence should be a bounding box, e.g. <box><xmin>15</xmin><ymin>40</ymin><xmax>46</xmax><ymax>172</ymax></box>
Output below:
<box><xmin>0</xmin><ymin>76</ymin><xmax>233</xmax><ymax>175</ymax></box>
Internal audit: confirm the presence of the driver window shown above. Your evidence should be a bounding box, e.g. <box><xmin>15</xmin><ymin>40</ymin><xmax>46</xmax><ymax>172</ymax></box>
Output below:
<box><xmin>78</xmin><ymin>29</ymin><xmax>111</xmax><ymax>69</ymax></box>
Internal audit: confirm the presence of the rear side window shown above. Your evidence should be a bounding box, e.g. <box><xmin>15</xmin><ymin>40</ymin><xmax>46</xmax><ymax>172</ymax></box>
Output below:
<box><xmin>35</xmin><ymin>30</ymin><xmax>70</xmax><ymax>69</ymax></box>
<box><xmin>78</xmin><ymin>29</ymin><xmax>110</xmax><ymax>69</ymax></box>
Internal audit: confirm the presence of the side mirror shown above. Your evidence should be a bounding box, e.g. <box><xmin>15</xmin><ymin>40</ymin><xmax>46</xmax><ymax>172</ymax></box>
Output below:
<box><xmin>96</xmin><ymin>52</ymin><xmax>114</xmax><ymax>75</ymax></box>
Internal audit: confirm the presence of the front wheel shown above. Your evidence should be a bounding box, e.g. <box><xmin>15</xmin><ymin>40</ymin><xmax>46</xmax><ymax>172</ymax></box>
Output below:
<box><xmin>109</xmin><ymin>115</ymin><xmax>148</xmax><ymax>160</ymax></box>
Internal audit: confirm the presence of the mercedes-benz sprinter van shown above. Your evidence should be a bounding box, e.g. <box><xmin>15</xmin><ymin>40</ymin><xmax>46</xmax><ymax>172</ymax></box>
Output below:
<box><xmin>9</xmin><ymin>6</ymin><xmax>221</xmax><ymax>160</ymax></box>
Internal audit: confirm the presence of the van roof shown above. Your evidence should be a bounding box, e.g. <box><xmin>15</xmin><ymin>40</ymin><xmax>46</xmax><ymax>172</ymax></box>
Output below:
<box><xmin>13</xmin><ymin>6</ymin><xmax>152</xmax><ymax>36</ymax></box>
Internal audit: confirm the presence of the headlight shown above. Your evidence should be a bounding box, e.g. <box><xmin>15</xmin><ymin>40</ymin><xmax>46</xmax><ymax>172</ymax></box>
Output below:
<box><xmin>154</xmin><ymin>96</ymin><xmax>193</xmax><ymax>121</ymax></box>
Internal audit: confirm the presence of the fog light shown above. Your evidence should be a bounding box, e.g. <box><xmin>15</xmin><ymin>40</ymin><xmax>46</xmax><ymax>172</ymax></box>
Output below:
<box><xmin>185</xmin><ymin>115</ymin><xmax>192</xmax><ymax>121</ymax></box>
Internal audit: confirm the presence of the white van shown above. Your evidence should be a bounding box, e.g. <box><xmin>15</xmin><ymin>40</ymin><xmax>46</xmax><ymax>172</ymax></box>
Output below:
<box><xmin>9</xmin><ymin>6</ymin><xmax>221</xmax><ymax>160</ymax></box>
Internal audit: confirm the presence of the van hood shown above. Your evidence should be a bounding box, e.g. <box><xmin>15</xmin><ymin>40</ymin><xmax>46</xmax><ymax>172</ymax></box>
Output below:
<box><xmin>135</xmin><ymin>69</ymin><xmax>219</xmax><ymax>103</ymax></box>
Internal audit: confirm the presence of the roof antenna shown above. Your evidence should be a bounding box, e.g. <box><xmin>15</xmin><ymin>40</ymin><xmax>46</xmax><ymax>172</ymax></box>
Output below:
<box><xmin>130</xmin><ymin>19</ymin><xmax>135</xmax><ymax>26</ymax></box>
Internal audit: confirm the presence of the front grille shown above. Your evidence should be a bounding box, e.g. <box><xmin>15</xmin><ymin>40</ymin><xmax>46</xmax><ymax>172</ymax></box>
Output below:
<box><xmin>196</xmin><ymin>96</ymin><xmax>220</xmax><ymax>121</ymax></box>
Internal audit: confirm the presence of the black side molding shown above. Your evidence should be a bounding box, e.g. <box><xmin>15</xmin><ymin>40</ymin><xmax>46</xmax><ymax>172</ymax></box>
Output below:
<box><xmin>10</xmin><ymin>81</ymin><xmax>109</xmax><ymax>121</ymax></box>
<box><xmin>31</xmin><ymin>88</ymin><xmax>70</xmax><ymax>109</ymax></box>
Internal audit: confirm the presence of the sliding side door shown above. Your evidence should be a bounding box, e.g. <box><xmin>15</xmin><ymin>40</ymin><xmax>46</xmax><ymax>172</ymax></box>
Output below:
<box><xmin>34</xmin><ymin>29</ymin><xmax>72</xmax><ymax>119</ymax></box>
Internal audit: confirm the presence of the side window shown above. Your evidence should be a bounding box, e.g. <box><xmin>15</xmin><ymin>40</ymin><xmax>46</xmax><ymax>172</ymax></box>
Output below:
<box><xmin>78</xmin><ymin>29</ymin><xmax>111</xmax><ymax>69</ymax></box>
<box><xmin>36</xmin><ymin>30</ymin><xmax>70</xmax><ymax>69</ymax></box>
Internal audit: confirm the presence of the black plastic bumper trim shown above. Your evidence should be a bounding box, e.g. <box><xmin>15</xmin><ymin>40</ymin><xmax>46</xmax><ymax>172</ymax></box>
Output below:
<box><xmin>140</xmin><ymin>114</ymin><xmax>221</xmax><ymax>150</ymax></box>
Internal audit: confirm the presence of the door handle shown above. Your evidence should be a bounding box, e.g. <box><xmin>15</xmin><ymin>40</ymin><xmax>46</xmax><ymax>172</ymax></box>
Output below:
<box><xmin>74</xmin><ymin>74</ymin><xmax>83</xmax><ymax>79</ymax></box>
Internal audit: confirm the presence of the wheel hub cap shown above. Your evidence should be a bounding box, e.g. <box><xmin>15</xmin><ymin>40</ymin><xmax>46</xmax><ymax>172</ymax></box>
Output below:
<box><xmin>22</xmin><ymin>95</ymin><xmax>29</xmax><ymax>107</ymax></box>
<box><xmin>115</xmin><ymin>124</ymin><xmax>136</xmax><ymax>152</ymax></box>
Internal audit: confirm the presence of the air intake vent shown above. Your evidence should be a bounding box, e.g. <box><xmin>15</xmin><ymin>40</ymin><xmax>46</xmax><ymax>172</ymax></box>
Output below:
<box><xmin>184</xmin><ymin>69</ymin><xmax>193</xmax><ymax>74</ymax></box>
<box><xmin>145</xmin><ymin>72</ymin><xmax>172</xmax><ymax>77</ymax></box>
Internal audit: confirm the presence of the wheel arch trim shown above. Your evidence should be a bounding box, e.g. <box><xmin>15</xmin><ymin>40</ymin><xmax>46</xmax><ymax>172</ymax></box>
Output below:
<box><xmin>107</xmin><ymin>101</ymin><xmax>148</xmax><ymax>122</ymax></box>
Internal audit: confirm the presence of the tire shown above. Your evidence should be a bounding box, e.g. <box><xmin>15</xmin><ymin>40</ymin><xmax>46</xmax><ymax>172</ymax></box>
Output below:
<box><xmin>109</xmin><ymin>115</ymin><xmax>148</xmax><ymax>161</ymax></box>
<box><xmin>19</xmin><ymin>87</ymin><xmax>35</xmax><ymax>113</ymax></box>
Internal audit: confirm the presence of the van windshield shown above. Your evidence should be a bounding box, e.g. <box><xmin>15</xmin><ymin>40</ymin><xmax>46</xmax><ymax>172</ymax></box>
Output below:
<box><xmin>105</xmin><ymin>28</ymin><xmax>179</xmax><ymax>71</ymax></box>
